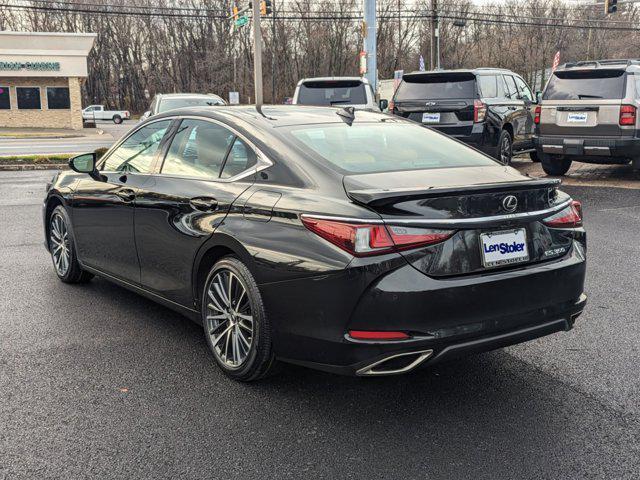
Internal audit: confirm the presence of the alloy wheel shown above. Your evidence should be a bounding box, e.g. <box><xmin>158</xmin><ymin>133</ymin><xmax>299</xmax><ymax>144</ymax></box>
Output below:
<box><xmin>50</xmin><ymin>213</ymin><xmax>71</xmax><ymax>276</ymax></box>
<box><xmin>205</xmin><ymin>269</ymin><xmax>254</xmax><ymax>369</ymax></box>
<box><xmin>500</xmin><ymin>135</ymin><xmax>512</xmax><ymax>165</ymax></box>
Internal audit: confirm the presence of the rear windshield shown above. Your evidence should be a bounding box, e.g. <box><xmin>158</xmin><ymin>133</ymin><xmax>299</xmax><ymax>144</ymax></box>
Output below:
<box><xmin>543</xmin><ymin>69</ymin><xmax>626</xmax><ymax>100</ymax></box>
<box><xmin>287</xmin><ymin>122</ymin><xmax>496</xmax><ymax>174</ymax></box>
<box><xmin>159</xmin><ymin>97</ymin><xmax>224</xmax><ymax>113</ymax></box>
<box><xmin>395</xmin><ymin>73</ymin><xmax>476</xmax><ymax>101</ymax></box>
<box><xmin>297</xmin><ymin>81</ymin><xmax>367</xmax><ymax>106</ymax></box>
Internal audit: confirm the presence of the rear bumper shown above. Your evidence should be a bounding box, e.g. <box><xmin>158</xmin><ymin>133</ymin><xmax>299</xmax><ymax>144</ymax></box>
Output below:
<box><xmin>265</xmin><ymin>241</ymin><xmax>587</xmax><ymax>376</ymax></box>
<box><xmin>535</xmin><ymin>135</ymin><xmax>640</xmax><ymax>160</ymax></box>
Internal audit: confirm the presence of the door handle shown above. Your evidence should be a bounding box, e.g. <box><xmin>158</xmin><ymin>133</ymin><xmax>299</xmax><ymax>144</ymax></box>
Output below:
<box><xmin>116</xmin><ymin>188</ymin><xmax>136</xmax><ymax>202</ymax></box>
<box><xmin>189</xmin><ymin>197</ymin><xmax>218</xmax><ymax>212</ymax></box>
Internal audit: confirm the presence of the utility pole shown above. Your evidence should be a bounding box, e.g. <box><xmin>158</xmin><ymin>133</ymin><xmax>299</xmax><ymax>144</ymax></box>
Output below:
<box><xmin>252</xmin><ymin>0</ymin><xmax>263</xmax><ymax>107</ymax></box>
<box><xmin>363</xmin><ymin>0</ymin><xmax>377</xmax><ymax>93</ymax></box>
<box><xmin>430</xmin><ymin>0</ymin><xmax>438</xmax><ymax>70</ymax></box>
<box><xmin>271</xmin><ymin>0</ymin><xmax>276</xmax><ymax>103</ymax></box>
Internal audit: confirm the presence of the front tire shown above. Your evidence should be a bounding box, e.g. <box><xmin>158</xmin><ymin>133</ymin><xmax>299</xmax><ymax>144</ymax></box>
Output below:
<box><xmin>496</xmin><ymin>130</ymin><xmax>513</xmax><ymax>165</ymax></box>
<box><xmin>529</xmin><ymin>150</ymin><xmax>541</xmax><ymax>162</ymax></box>
<box><xmin>48</xmin><ymin>206</ymin><xmax>94</xmax><ymax>284</ymax></box>
<box><xmin>202</xmin><ymin>257</ymin><xmax>278</xmax><ymax>381</ymax></box>
<box><xmin>541</xmin><ymin>153</ymin><xmax>572</xmax><ymax>176</ymax></box>
<box><xmin>112</xmin><ymin>115</ymin><xmax>123</xmax><ymax>124</ymax></box>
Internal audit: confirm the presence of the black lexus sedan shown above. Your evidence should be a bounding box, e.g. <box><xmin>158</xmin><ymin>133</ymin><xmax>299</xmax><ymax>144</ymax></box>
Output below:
<box><xmin>43</xmin><ymin>105</ymin><xmax>587</xmax><ymax>381</ymax></box>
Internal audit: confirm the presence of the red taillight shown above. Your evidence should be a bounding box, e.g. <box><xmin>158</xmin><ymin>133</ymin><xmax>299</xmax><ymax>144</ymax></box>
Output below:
<box><xmin>301</xmin><ymin>217</ymin><xmax>454</xmax><ymax>256</ymax></box>
<box><xmin>534</xmin><ymin>105</ymin><xmax>541</xmax><ymax>124</ymax></box>
<box><xmin>543</xmin><ymin>200</ymin><xmax>583</xmax><ymax>228</ymax></box>
<box><xmin>619</xmin><ymin>105</ymin><xmax>636</xmax><ymax>126</ymax></box>
<box><xmin>474</xmin><ymin>99</ymin><xmax>487</xmax><ymax>123</ymax></box>
<box><xmin>348</xmin><ymin>330</ymin><xmax>410</xmax><ymax>341</ymax></box>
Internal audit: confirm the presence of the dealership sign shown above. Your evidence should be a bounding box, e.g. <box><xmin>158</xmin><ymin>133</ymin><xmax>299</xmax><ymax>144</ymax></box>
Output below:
<box><xmin>0</xmin><ymin>61</ymin><xmax>61</xmax><ymax>71</ymax></box>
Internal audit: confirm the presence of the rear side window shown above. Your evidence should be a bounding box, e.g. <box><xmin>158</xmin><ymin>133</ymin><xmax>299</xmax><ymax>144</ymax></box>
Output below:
<box><xmin>297</xmin><ymin>81</ymin><xmax>366</xmax><ymax>106</ymax></box>
<box><xmin>544</xmin><ymin>69</ymin><xmax>626</xmax><ymax>100</ymax></box>
<box><xmin>395</xmin><ymin>73</ymin><xmax>476</xmax><ymax>100</ymax></box>
<box><xmin>220</xmin><ymin>138</ymin><xmax>257</xmax><ymax>179</ymax></box>
<box><xmin>477</xmin><ymin>75</ymin><xmax>498</xmax><ymax>98</ymax></box>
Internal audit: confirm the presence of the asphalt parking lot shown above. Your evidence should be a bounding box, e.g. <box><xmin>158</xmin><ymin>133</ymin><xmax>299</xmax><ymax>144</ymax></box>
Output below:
<box><xmin>1</xmin><ymin>169</ymin><xmax>639</xmax><ymax>479</ymax></box>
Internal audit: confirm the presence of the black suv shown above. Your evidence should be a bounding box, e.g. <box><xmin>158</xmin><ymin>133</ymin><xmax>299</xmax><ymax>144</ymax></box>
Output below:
<box><xmin>391</xmin><ymin>68</ymin><xmax>538</xmax><ymax>164</ymax></box>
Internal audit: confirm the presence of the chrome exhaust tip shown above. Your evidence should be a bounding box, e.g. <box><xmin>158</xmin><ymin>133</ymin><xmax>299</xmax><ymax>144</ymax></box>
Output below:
<box><xmin>356</xmin><ymin>349</ymin><xmax>433</xmax><ymax>376</ymax></box>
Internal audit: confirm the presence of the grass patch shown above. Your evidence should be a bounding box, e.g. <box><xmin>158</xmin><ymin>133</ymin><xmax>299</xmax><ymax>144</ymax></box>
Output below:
<box><xmin>0</xmin><ymin>154</ymin><xmax>72</xmax><ymax>165</ymax></box>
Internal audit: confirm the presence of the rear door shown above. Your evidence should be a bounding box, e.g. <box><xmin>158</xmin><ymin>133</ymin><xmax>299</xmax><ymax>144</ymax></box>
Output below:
<box><xmin>502</xmin><ymin>75</ymin><xmax>530</xmax><ymax>146</ymax></box>
<box><xmin>392</xmin><ymin>72</ymin><xmax>477</xmax><ymax>136</ymax></box>
<box><xmin>133</xmin><ymin>117</ymin><xmax>257</xmax><ymax>306</ymax></box>
<box><xmin>540</xmin><ymin>68</ymin><xmax>627</xmax><ymax>137</ymax></box>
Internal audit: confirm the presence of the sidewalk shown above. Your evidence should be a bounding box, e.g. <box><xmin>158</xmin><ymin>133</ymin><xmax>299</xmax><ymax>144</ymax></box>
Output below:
<box><xmin>0</xmin><ymin>126</ymin><xmax>108</xmax><ymax>140</ymax></box>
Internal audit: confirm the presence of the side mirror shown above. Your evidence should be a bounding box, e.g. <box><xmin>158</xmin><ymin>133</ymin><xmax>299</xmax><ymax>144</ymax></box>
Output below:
<box><xmin>69</xmin><ymin>152</ymin><xmax>100</xmax><ymax>179</ymax></box>
<box><xmin>535</xmin><ymin>91</ymin><xmax>542</xmax><ymax>104</ymax></box>
<box><xmin>379</xmin><ymin>99</ymin><xmax>389</xmax><ymax>111</ymax></box>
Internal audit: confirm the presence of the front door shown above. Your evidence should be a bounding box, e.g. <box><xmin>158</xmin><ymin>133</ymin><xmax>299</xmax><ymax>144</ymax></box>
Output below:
<box><xmin>72</xmin><ymin>119</ymin><xmax>173</xmax><ymax>283</ymax></box>
<box><xmin>134</xmin><ymin>118</ymin><xmax>257</xmax><ymax>307</ymax></box>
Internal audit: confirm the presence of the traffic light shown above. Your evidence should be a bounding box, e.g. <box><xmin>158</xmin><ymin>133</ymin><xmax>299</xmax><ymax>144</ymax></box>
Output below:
<box><xmin>260</xmin><ymin>0</ymin><xmax>272</xmax><ymax>15</ymax></box>
<box><xmin>605</xmin><ymin>0</ymin><xmax>617</xmax><ymax>14</ymax></box>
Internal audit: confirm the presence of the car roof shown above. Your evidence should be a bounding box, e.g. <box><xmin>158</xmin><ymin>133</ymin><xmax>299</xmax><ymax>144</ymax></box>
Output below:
<box><xmin>557</xmin><ymin>59</ymin><xmax>640</xmax><ymax>72</ymax></box>
<box><xmin>158</xmin><ymin>93</ymin><xmax>224</xmax><ymax>99</ymax></box>
<box><xmin>151</xmin><ymin>105</ymin><xmax>399</xmax><ymax>129</ymax></box>
<box><xmin>297</xmin><ymin>76</ymin><xmax>369</xmax><ymax>85</ymax></box>
<box><xmin>403</xmin><ymin>68</ymin><xmax>512</xmax><ymax>78</ymax></box>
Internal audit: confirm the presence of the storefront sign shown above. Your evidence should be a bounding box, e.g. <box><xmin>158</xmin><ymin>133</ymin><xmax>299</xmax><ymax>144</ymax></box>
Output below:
<box><xmin>0</xmin><ymin>61</ymin><xmax>61</xmax><ymax>71</ymax></box>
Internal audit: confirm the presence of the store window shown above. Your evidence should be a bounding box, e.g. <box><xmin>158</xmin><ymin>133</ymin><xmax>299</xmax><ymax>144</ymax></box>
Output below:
<box><xmin>0</xmin><ymin>87</ymin><xmax>9</xmax><ymax>109</ymax></box>
<box><xmin>47</xmin><ymin>87</ymin><xmax>71</xmax><ymax>109</ymax></box>
<box><xmin>17</xmin><ymin>87</ymin><xmax>41</xmax><ymax>109</ymax></box>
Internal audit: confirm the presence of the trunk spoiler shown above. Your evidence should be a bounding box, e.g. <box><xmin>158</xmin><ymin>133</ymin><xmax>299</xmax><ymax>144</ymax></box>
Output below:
<box><xmin>345</xmin><ymin>178</ymin><xmax>561</xmax><ymax>207</ymax></box>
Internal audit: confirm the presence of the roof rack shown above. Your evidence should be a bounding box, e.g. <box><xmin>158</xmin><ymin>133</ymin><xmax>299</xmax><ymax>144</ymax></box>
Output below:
<box><xmin>563</xmin><ymin>59</ymin><xmax>640</xmax><ymax>68</ymax></box>
<box><xmin>474</xmin><ymin>67</ymin><xmax>511</xmax><ymax>71</ymax></box>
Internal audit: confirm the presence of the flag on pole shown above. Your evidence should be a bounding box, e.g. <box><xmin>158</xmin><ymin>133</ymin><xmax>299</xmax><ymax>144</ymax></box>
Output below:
<box><xmin>419</xmin><ymin>55</ymin><xmax>426</xmax><ymax>71</ymax></box>
<box><xmin>552</xmin><ymin>51</ymin><xmax>561</xmax><ymax>72</ymax></box>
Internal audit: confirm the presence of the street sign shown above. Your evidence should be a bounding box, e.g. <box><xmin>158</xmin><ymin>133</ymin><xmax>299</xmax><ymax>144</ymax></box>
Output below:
<box><xmin>229</xmin><ymin>91</ymin><xmax>240</xmax><ymax>104</ymax></box>
<box><xmin>235</xmin><ymin>15</ymin><xmax>248</xmax><ymax>27</ymax></box>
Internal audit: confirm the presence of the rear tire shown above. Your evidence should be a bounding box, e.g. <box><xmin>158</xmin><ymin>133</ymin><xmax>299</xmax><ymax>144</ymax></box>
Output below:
<box><xmin>113</xmin><ymin>115</ymin><xmax>122</xmax><ymax>124</ymax></box>
<box><xmin>48</xmin><ymin>206</ymin><xmax>94</xmax><ymax>284</ymax></box>
<box><xmin>496</xmin><ymin>130</ymin><xmax>513</xmax><ymax>165</ymax></box>
<box><xmin>541</xmin><ymin>153</ymin><xmax>572</xmax><ymax>176</ymax></box>
<box><xmin>202</xmin><ymin>256</ymin><xmax>278</xmax><ymax>382</ymax></box>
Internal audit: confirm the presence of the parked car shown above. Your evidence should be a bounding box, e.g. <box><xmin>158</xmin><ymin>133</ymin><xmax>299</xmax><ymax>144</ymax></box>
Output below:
<box><xmin>141</xmin><ymin>93</ymin><xmax>226</xmax><ymax>121</ymax></box>
<box><xmin>44</xmin><ymin>106</ymin><xmax>587</xmax><ymax>381</ymax></box>
<box><xmin>293</xmin><ymin>77</ymin><xmax>379</xmax><ymax>110</ymax></box>
<box><xmin>534</xmin><ymin>59</ymin><xmax>640</xmax><ymax>175</ymax></box>
<box><xmin>390</xmin><ymin>69</ymin><xmax>538</xmax><ymax>165</ymax></box>
<box><xmin>82</xmin><ymin>105</ymin><xmax>130</xmax><ymax>124</ymax></box>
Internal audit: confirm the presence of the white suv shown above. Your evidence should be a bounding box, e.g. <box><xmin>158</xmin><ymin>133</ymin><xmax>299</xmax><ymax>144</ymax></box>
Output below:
<box><xmin>293</xmin><ymin>77</ymin><xmax>379</xmax><ymax>110</ymax></box>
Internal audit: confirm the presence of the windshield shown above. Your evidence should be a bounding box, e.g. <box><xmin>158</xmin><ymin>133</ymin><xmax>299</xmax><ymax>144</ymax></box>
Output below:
<box><xmin>395</xmin><ymin>73</ymin><xmax>476</xmax><ymax>101</ymax></box>
<box><xmin>287</xmin><ymin>122</ymin><xmax>497</xmax><ymax>174</ymax></box>
<box><xmin>158</xmin><ymin>97</ymin><xmax>224</xmax><ymax>113</ymax></box>
<box><xmin>297</xmin><ymin>81</ymin><xmax>367</xmax><ymax>106</ymax></box>
<box><xmin>543</xmin><ymin>69</ymin><xmax>626</xmax><ymax>100</ymax></box>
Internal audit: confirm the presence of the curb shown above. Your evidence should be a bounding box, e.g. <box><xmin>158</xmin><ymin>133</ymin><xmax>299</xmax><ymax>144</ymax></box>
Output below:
<box><xmin>0</xmin><ymin>164</ymin><xmax>69</xmax><ymax>171</ymax></box>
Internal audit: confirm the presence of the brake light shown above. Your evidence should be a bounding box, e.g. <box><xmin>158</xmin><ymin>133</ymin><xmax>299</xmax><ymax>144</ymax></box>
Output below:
<box><xmin>474</xmin><ymin>99</ymin><xmax>487</xmax><ymax>123</ymax></box>
<box><xmin>534</xmin><ymin>105</ymin><xmax>541</xmax><ymax>124</ymax></box>
<box><xmin>543</xmin><ymin>200</ymin><xmax>583</xmax><ymax>228</ymax></box>
<box><xmin>619</xmin><ymin>105</ymin><xmax>636</xmax><ymax>126</ymax></box>
<box><xmin>348</xmin><ymin>330</ymin><xmax>410</xmax><ymax>340</ymax></box>
<box><xmin>301</xmin><ymin>217</ymin><xmax>454</xmax><ymax>256</ymax></box>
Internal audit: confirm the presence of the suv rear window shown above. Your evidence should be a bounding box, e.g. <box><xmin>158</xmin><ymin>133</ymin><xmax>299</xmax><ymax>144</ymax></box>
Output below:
<box><xmin>395</xmin><ymin>72</ymin><xmax>476</xmax><ymax>100</ymax></box>
<box><xmin>543</xmin><ymin>69</ymin><xmax>626</xmax><ymax>100</ymax></box>
<box><xmin>297</xmin><ymin>81</ymin><xmax>366</xmax><ymax>106</ymax></box>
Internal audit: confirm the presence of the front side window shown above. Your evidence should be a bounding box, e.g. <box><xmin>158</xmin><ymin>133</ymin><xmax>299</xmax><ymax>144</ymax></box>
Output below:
<box><xmin>0</xmin><ymin>86</ymin><xmax>9</xmax><ymax>109</ymax></box>
<box><xmin>514</xmin><ymin>76</ymin><xmax>533</xmax><ymax>102</ymax></box>
<box><xmin>288</xmin><ymin>122</ymin><xmax>496</xmax><ymax>174</ymax></box>
<box><xmin>102</xmin><ymin>120</ymin><xmax>171</xmax><ymax>173</ymax></box>
<box><xmin>47</xmin><ymin>87</ymin><xmax>70</xmax><ymax>109</ymax></box>
<box><xmin>16</xmin><ymin>87</ymin><xmax>41</xmax><ymax>109</ymax></box>
<box><xmin>503</xmin><ymin>76</ymin><xmax>518</xmax><ymax>99</ymax></box>
<box><xmin>161</xmin><ymin>119</ymin><xmax>234</xmax><ymax>178</ymax></box>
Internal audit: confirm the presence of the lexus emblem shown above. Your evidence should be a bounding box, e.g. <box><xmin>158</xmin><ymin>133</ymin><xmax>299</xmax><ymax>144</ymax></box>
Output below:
<box><xmin>502</xmin><ymin>195</ymin><xmax>518</xmax><ymax>213</ymax></box>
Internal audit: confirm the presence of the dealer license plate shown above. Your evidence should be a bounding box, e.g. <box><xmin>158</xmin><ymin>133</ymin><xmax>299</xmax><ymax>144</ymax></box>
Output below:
<box><xmin>422</xmin><ymin>112</ymin><xmax>440</xmax><ymax>123</ymax></box>
<box><xmin>567</xmin><ymin>112</ymin><xmax>588</xmax><ymax>123</ymax></box>
<box><xmin>480</xmin><ymin>228</ymin><xmax>529</xmax><ymax>268</ymax></box>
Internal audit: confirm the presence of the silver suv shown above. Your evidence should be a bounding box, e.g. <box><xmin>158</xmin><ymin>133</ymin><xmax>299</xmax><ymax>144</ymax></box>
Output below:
<box><xmin>534</xmin><ymin>59</ymin><xmax>640</xmax><ymax>175</ymax></box>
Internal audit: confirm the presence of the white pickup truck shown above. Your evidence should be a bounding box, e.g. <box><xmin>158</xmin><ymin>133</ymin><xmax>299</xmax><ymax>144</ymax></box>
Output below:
<box><xmin>82</xmin><ymin>105</ymin><xmax>130</xmax><ymax>124</ymax></box>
